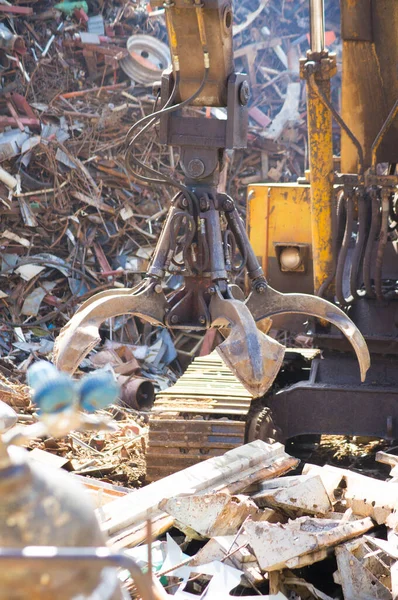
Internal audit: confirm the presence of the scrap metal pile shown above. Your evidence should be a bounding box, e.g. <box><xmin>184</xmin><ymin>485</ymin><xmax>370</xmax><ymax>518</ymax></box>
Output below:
<box><xmin>2</xmin><ymin>365</ymin><xmax>398</xmax><ymax>599</ymax></box>
<box><xmin>0</xmin><ymin>0</ymin><xmax>341</xmax><ymax>383</ymax></box>
<box><xmin>64</xmin><ymin>439</ymin><xmax>398</xmax><ymax>599</ymax></box>
<box><xmin>3</xmin><ymin>370</ymin><xmax>398</xmax><ymax>600</ymax></box>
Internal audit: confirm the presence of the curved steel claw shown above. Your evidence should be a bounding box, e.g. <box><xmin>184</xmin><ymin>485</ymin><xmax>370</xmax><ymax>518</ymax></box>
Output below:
<box><xmin>246</xmin><ymin>285</ymin><xmax>370</xmax><ymax>382</ymax></box>
<box><xmin>210</xmin><ymin>290</ymin><xmax>285</xmax><ymax>397</ymax></box>
<box><xmin>53</xmin><ymin>280</ymin><xmax>167</xmax><ymax>374</ymax></box>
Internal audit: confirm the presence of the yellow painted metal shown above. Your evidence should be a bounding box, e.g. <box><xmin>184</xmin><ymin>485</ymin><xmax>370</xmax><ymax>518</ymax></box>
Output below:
<box><xmin>247</xmin><ymin>183</ymin><xmax>312</xmax><ymax>276</ymax></box>
<box><xmin>305</xmin><ymin>72</ymin><xmax>334</xmax><ymax>295</ymax></box>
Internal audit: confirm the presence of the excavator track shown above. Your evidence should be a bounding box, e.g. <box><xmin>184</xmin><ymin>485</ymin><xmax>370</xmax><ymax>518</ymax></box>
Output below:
<box><xmin>146</xmin><ymin>353</ymin><xmax>250</xmax><ymax>482</ymax></box>
<box><xmin>146</xmin><ymin>349</ymin><xmax>319</xmax><ymax>482</ymax></box>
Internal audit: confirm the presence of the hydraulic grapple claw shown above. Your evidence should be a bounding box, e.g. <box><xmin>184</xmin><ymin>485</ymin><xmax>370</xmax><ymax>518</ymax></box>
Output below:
<box><xmin>210</xmin><ymin>291</ymin><xmax>285</xmax><ymax>397</ymax></box>
<box><xmin>246</xmin><ymin>285</ymin><xmax>370</xmax><ymax>382</ymax></box>
<box><xmin>54</xmin><ymin>280</ymin><xmax>166</xmax><ymax>374</ymax></box>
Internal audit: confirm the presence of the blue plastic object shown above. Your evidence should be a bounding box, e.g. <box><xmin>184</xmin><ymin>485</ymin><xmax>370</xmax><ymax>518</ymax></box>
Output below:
<box><xmin>78</xmin><ymin>370</ymin><xmax>120</xmax><ymax>413</ymax></box>
<box><xmin>27</xmin><ymin>361</ymin><xmax>77</xmax><ymax>414</ymax></box>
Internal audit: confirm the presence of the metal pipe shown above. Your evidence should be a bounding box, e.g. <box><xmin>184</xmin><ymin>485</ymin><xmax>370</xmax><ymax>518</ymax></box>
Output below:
<box><xmin>309</xmin><ymin>0</ymin><xmax>325</xmax><ymax>53</ymax></box>
<box><xmin>363</xmin><ymin>191</ymin><xmax>380</xmax><ymax>298</ymax></box>
<box><xmin>349</xmin><ymin>191</ymin><xmax>368</xmax><ymax>300</ymax></box>
<box><xmin>375</xmin><ymin>191</ymin><xmax>390</xmax><ymax>302</ymax></box>
<box><xmin>206</xmin><ymin>206</ymin><xmax>228</xmax><ymax>281</ymax></box>
<box><xmin>335</xmin><ymin>193</ymin><xmax>354</xmax><ymax>306</ymax></box>
<box><xmin>121</xmin><ymin>377</ymin><xmax>155</xmax><ymax>410</ymax></box>
<box><xmin>225</xmin><ymin>206</ymin><xmax>263</xmax><ymax>280</ymax></box>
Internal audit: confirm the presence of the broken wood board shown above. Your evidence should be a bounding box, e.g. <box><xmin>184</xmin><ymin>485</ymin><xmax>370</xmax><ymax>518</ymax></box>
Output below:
<box><xmin>97</xmin><ymin>441</ymin><xmax>298</xmax><ymax>548</ymax></box>
<box><xmin>28</xmin><ymin>447</ymin><xmax>74</xmax><ymax>471</ymax></box>
<box><xmin>73</xmin><ymin>475</ymin><xmax>132</xmax><ymax>508</ymax></box>
<box><xmin>303</xmin><ymin>462</ymin><xmax>398</xmax><ymax>524</ymax></box>
<box><xmin>244</xmin><ymin>515</ymin><xmax>374</xmax><ymax>571</ymax></box>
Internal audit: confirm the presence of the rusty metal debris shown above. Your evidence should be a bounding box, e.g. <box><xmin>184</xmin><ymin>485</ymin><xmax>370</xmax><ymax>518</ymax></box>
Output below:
<box><xmin>3</xmin><ymin>369</ymin><xmax>398</xmax><ymax>598</ymax></box>
<box><xmin>96</xmin><ymin>440</ymin><xmax>398</xmax><ymax>598</ymax></box>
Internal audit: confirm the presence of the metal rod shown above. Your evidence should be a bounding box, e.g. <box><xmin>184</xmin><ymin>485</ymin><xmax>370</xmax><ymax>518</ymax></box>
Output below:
<box><xmin>147</xmin><ymin>204</ymin><xmax>179</xmax><ymax>279</ymax></box>
<box><xmin>335</xmin><ymin>192</ymin><xmax>354</xmax><ymax>306</ymax></box>
<box><xmin>309</xmin><ymin>0</ymin><xmax>325</xmax><ymax>53</ymax></box>
<box><xmin>363</xmin><ymin>191</ymin><xmax>380</xmax><ymax>298</ymax></box>
<box><xmin>375</xmin><ymin>191</ymin><xmax>390</xmax><ymax>302</ymax></box>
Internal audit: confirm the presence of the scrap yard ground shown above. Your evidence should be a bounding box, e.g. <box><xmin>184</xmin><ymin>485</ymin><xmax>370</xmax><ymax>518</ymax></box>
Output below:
<box><xmin>1</xmin><ymin>1</ymin><xmax>398</xmax><ymax>599</ymax></box>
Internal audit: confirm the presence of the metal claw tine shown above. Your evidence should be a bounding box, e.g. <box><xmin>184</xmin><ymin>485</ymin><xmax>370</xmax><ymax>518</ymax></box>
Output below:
<box><xmin>210</xmin><ymin>292</ymin><xmax>285</xmax><ymax>397</ymax></box>
<box><xmin>246</xmin><ymin>286</ymin><xmax>370</xmax><ymax>382</ymax></box>
<box><xmin>71</xmin><ymin>281</ymin><xmax>149</xmax><ymax>317</ymax></box>
<box><xmin>54</xmin><ymin>281</ymin><xmax>166</xmax><ymax>375</ymax></box>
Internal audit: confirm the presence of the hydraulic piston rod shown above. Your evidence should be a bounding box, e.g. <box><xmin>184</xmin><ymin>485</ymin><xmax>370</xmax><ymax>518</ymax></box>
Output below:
<box><xmin>309</xmin><ymin>0</ymin><xmax>325</xmax><ymax>53</ymax></box>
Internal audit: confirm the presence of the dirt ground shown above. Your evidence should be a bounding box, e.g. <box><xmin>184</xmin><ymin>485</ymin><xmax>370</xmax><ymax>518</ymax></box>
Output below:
<box><xmin>288</xmin><ymin>434</ymin><xmax>393</xmax><ymax>479</ymax></box>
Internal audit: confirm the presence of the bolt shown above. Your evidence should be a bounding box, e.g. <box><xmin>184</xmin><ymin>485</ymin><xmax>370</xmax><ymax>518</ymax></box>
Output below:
<box><xmin>154</xmin><ymin>284</ymin><xmax>162</xmax><ymax>294</ymax></box>
<box><xmin>239</xmin><ymin>80</ymin><xmax>250</xmax><ymax>106</ymax></box>
<box><xmin>255</xmin><ymin>282</ymin><xmax>267</xmax><ymax>294</ymax></box>
<box><xmin>198</xmin><ymin>315</ymin><xmax>206</xmax><ymax>325</ymax></box>
<box><xmin>181</xmin><ymin>197</ymin><xmax>189</xmax><ymax>208</ymax></box>
<box><xmin>222</xmin><ymin>197</ymin><xmax>234</xmax><ymax>212</ymax></box>
<box><xmin>187</xmin><ymin>158</ymin><xmax>205</xmax><ymax>179</ymax></box>
<box><xmin>170</xmin><ymin>314</ymin><xmax>179</xmax><ymax>324</ymax></box>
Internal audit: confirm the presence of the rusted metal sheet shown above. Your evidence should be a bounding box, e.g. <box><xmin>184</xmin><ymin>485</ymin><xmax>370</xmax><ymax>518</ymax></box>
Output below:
<box><xmin>160</xmin><ymin>492</ymin><xmax>261</xmax><ymax>539</ymax></box>
<box><xmin>335</xmin><ymin>537</ymin><xmax>393</xmax><ymax>600</ymax></box>
<box><xmin>341</xmin><ymin>0</ymin><xmax>398</xmax><ymax>170</ymax></box>
<box><xmin>245</xmin><ymin>516</ymin><xmax>374</xmax><ymax>572</ymax></box>
<box><xmin>341</xmin><ymin>0</ymin><xmax>372</xmax><ymax>41</ymax></box>
<box><xmin>252</xmin><ymin>474</ymin><xmax>332</xmax><ymax>515</ymax></box>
